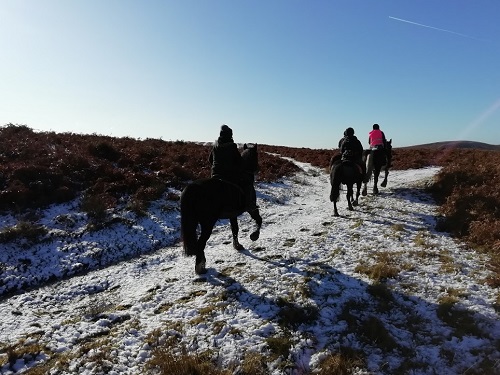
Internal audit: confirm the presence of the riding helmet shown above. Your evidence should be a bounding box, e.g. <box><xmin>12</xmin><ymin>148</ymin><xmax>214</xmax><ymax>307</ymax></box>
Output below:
<box><xmin>220</xmin><ymin>124</ymin><xmax>233</xmax><ymax>138</ymax></box>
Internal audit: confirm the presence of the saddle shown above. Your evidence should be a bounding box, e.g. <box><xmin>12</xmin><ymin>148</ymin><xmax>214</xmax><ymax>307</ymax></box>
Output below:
<box><xmin>213</xmin><ymin>176</ymin><xmax>255</xmax><ymax>213</ymax></box>
<box><xmin>341</xmin><ymin>159</ymin><xmax>363</xmax><ymax>175</ymax></box>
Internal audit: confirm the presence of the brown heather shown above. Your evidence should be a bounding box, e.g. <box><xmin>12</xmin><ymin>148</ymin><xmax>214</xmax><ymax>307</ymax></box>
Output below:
<box><xmin>2</xmin><ymin>124</ymin><xmax>500</xmax><ymax>374</ymax></box>
<box><xmin>1</xmin><ymin>125</ymin><xmax>498</xmax><ymax>272</ymax></box>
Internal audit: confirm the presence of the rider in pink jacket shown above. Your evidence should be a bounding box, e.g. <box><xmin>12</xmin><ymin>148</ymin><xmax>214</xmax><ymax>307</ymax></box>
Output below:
<box><xmin>368</xmin><ymin>124</ymin><xmax>387</xmax><ymax>149</ymax></box>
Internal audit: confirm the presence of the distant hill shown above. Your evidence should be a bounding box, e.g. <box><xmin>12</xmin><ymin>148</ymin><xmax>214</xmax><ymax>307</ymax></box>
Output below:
<box><xmin>402</xmin><ymin>141</ymin><xmax>500</xmax><ymax>151</ymax></box>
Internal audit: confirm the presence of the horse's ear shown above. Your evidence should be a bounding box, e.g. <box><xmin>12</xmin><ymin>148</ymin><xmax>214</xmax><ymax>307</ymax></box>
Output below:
<box><xmin>388</xmin><ymin>139</ymin><xmax>392</xmax><ymax>144</ymax></box>
<box><xmin>243</xmin><ymin>143</ymin><xmax>248</xmax><ymax>150</ymax></box>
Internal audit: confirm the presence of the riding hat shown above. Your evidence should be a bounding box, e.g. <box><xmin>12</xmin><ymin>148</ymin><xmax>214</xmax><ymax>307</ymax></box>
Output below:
<box><xmin>220</xmin><ymin>124</ymin><xmax>233</xmax><ymax>138</ymax></box>
<box><xmin>373</xmin><ymin>124</ymin><xmax>380</xmax><ymax>130</ymax></box>
<box><xmin>344</xmin><ymin>127</ymin><xmax>355</xmax><ymax>136</ymax></box>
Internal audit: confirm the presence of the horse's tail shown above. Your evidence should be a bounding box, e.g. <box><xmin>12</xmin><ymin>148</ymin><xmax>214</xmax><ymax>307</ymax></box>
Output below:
<box><xmin>180</xmin><ymin>184</ymin><xmax>199</xmax><ymax>257</ymax></box>
<box><xmin>330</xmin><ymin>163</ymin><xmax>342</xmax><ymax>202</ymax></box>
<box><xmin>365</xmin><ymin>152</ymin><xmax>374</xmax><ymax>182</ymax></box>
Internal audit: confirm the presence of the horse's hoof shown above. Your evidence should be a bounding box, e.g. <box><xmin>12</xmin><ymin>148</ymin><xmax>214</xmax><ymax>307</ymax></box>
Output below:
<box><xmin>334</xmin><ymin>212</ymin><xmax>339</xmax><ymax>217</ymax></box>
<box><xmin>234</xmin><ymin>243</ymin><xmax>244</xmax><ymax>251</ymax></box>
<box><xmin>250</xmin><ymin>231</ymin><xmax>260</xmax><ymax>241</ymax></box>
<box><xmin>362</xmin><ymin>190</ymin><xmax>367</xmax><ymax>197</ymax></box>
<box><xmin>353</xmin><ymin>201</ymin><xmax>358</xmax><ymax>207</ymax></box>
<box><xmin>195</xmin><ymin>262</ymin><xmax>207</xmax><ymax>274</ymax></box>
<box><xmin>381</xmin><ymin>181</ymin><xmax>387</xmax><ymax>187</ymax></box>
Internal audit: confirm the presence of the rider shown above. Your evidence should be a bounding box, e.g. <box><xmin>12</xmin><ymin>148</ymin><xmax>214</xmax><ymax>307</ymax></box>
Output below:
<box><xmin>368</xmin><ymin>123</ymin><xmax>390</xmax><ymax>166</ymax></box>
<box><xmin>208</xmin><ymin>125</ymin><xmax>258</xmax><ymax>212</ymax></box>
<box><xmin>209</xmin><ymin>124</ymin><xmax>242</xmax><ymax>182</ymax></box>
<box><xmin>368</xmin><ymin>123</ymin><xmax>387</xmax><ymax>149</ymax></box>
<box><xmin>338</xmin><ymin>127</ymin><xmax>366</xmax><ymax>180</ymax></box>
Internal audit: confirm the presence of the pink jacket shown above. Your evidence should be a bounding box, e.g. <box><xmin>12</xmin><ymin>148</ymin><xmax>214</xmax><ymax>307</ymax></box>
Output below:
<box><xmin>369</xmin><ymin>129</ymin><xmax>385</xmax><ymax>148</ymax></box>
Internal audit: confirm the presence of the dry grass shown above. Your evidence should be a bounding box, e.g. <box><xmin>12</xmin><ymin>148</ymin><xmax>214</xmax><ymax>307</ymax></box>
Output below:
<box><xmin>147</xmin><ymin>347</ymin><xmax>231</xmax><ymax>375</ymax></box>
<box><xmin>355</xmin><ymin>251</ymin><xmax>401</xmax><ymax>282</ymax></box>
<box><xmin>314</xmin><ymin>350</ymin><xmax>365</xmax><ymax>375</ymax></box>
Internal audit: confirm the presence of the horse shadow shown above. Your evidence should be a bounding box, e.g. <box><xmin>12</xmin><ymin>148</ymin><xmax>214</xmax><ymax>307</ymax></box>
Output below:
<box><xmin>190</xmin><ymin>245</ymin><xmax>500</xmax><ymax>374</ymax></box>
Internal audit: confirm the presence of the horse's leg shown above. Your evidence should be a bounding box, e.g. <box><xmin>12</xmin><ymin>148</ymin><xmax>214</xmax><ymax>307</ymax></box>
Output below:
<box><xmin>381</xmin><ymin>168</ymin><xmax>389</xmax><ymax>187</ymax></box>
<box><xmin>330</xmin><ymin>176</ymin><xmax>340</xmax><ymax>216</ymax></box>
<box><xmin>362</xmin><ymin>167</ymin><xmax>370</xmax><ymax>196</ymax></box>
<box><xmin>362</xmin><ymin>152</ymin><xmax>373</xmax><ymax>196</ymax></box>
<box><xmin>353</xmin><ymin>181</ymin><xmax>361</xmax><ymax>206</ymax></box>
<box><xmin>333</xmin><ymin>200</ymin><xmax>339</xmax><ymax>217</ymax></box>
<box><xmin>230</xmin><ymin>217</ymin><xmax>244</xmax><ymax>251</ymax></box>
<box><xmin>373</xmin><ymin>168</ymin><xmax>380</xmax><ymax>195</ymax></box>
<box><xmin>194</xmin><ymin>219</ymin><xmax>216</xmax><ymax>274</ymax></box>
<box><xmin>347</xmin><ymin>184</ymin><xmax>354</xmax><ymax>211</ymax></box>
<box><xmin>247</xmin><ymin>208</ymin><xmax>262</xmax><ymax>241</ymax></box>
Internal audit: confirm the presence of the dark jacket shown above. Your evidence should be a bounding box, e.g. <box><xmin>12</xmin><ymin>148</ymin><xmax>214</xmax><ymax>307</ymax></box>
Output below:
<box><xmin>208</xmin><ymin>137</ymin><xmax>243</xmax><ymax>180</ymax></box>
<box><xmin>338</xmin><ymin>135</ymin><xmax>363</xmax><ymax>159</ymax></box>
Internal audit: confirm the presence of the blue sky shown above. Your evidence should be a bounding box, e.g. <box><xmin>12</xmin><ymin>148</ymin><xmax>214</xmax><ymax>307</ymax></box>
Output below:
<box><xmin>1</xmin><ymin>0</ymin><xmax>499</xmax><ymax>148</ymax></box>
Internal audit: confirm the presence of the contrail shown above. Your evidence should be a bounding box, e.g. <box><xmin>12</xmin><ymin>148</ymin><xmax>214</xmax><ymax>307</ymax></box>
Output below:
<box><xmin>388</xmin><ymin>16</ymin><xmax>482</xmax><ymax>41</ymax></box>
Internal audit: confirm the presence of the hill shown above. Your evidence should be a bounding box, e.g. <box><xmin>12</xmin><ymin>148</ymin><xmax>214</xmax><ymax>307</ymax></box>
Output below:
<box><xmin>402</xmin><ymin>140</ymin><xmax>500</xmax><ymax>151</ymax></box>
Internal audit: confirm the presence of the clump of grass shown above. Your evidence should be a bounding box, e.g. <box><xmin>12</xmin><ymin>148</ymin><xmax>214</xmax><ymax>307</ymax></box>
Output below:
<box><xmin>351</xmin><ymin>218</ymin><xmax>363</xmax><ymax>229</ymax></box>
<box><xmin>265</xmin><ymin>334</ymin><xmax>293</xmax><ymax>360</ymax></box>
<box><xmin>315</xmin><ymin>348</ymin><xmax>365</xmax><ymax>375</ymax></box>
<box><xmin>392</xmin><ymin>223</ymin><xmax>405</xmax><ymax>232</ymax></box>
<box><xmin>436</xmin><ymin>297</ymin><xmax>482</xmax><ymax>338</ymax></box>
<box><xmin>355</xmin><ymin>251</ymin><xmax>400</xmax><ymax>282</ymax></box>
<box><xmin>80</xmin><ymin>193</ymin><xmax>111</xmax><ymax>220</ymax></box>
<box><xmin>276</xmin><ymin>297</ymin><xmax>319</xmax><ymax>328</ymax></box>
<box><xmin>239</xmin><ymin>351</ymin><xmax>268</xmax><ymax>375</ymax></box>
<box><xmin>1</xmin><ymin>340</ymin><xmax>51</xmax><ymax>371</ymax></box>
<box><xmin>296</xmin><ymin>278</ymin><xmax>313</xmax><ymax>299</ymax></box>
<box><xmin>414</xmin><ymin>231</ymin><xmax>432</xmax><ymax>248</ymax></box>
<box><xmin>146</xmin><ymin>343</ymin><xmax>230</xmax><ymax>375</ymax></box>
<box><xmin>438</xmin><ymin>250</ymin><xmax>460</xmax><ymax>274</ymax></box>
<box><xmin>0</xmin><ymin>221</ymin><xmax>47</xmax><ymax>244</ymax></box>
<box><xmin>367</xmin><ymin>282</ymin><xmax>394</xmax><ymax>312</ymax></box>
<box><xmin>361</xmin><ymin>316</ymin><xmax>398</xmax><ymax>351</ymax></box>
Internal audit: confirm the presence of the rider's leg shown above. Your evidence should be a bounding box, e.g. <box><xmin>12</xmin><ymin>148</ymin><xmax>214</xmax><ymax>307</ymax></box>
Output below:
<box><xmin>245</xmin><ymin>184</ymin><xmax>258</xmax><ymax>212</ymax></box>
<box><xmin>357</xmin><ymin>158</ymin><xmax>366</xmax><ymax>182</ymax></box>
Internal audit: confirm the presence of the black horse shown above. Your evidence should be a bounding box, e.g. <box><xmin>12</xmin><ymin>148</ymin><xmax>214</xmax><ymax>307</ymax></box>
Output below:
<box><xmin>180</xmin><ymin>144</ymin><xmax>262</xmax><ymax>274</ymax></box>
<box><xmin>329</xmin><ymin>154</ymin><xmax>363</xmax><ymax>217</ymax></box>
<box><xmin>362</xmin><ymin>139</ymin><xmax>392</xmax><ymax>195</ymax></box>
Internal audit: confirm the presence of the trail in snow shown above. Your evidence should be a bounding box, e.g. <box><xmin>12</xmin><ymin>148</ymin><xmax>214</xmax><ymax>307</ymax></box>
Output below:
<box><xmin>0</xmin><ymin>161</ymin><xmax>499</xmax><ymax>374</ymax></box>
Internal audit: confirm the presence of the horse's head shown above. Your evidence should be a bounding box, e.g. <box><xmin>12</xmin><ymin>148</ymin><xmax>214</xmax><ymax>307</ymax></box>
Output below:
<box><xmin>386</xmin><ymin>139</ymin><xmax>393</xmax><ymax>160</ymax></box>
<box><xmin>241</xmin><ymin>143</ymin><xmax>259</xmax><ymax>173</ymax></box>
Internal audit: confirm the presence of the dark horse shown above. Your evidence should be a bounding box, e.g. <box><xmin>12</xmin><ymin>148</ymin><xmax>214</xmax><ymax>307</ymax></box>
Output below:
<box><xmin>329</xmin><ymin>154</ymin><xmax>363</xmax><ymax>217</ymax></box>
<box><xmin>180</xmin><ymin>144</ymin><xmax>262</xmax><ymax>274</ymax></box>
<box><xmin>362</xmin><ymin>139</ymin><xmax>392</xmax><ymax>195</ymax></box>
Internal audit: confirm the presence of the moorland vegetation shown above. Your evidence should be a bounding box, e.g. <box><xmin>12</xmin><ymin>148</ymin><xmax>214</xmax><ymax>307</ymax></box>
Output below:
<box><xmin>1</xmin><ymin>124</ymin><xmax>498</xmax><ymax>285</ymax></box>
<box><xmin>1</xmin><ymin>124</ymin><xmax>499</xmax><ymax>374</ymax></box>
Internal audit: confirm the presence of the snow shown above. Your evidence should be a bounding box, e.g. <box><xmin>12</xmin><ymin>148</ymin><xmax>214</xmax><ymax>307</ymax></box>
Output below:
<box><xmin>1</xmin><ymin>158</ymin><xmax>499</xmax><ymax>374</ymax></box>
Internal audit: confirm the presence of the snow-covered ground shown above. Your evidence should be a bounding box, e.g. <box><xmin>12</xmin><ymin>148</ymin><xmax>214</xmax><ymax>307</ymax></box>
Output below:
<box><xmin>1</xmin><ymin>159</ymin><xmax>499</xmax><ymax>374</ymax></box>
